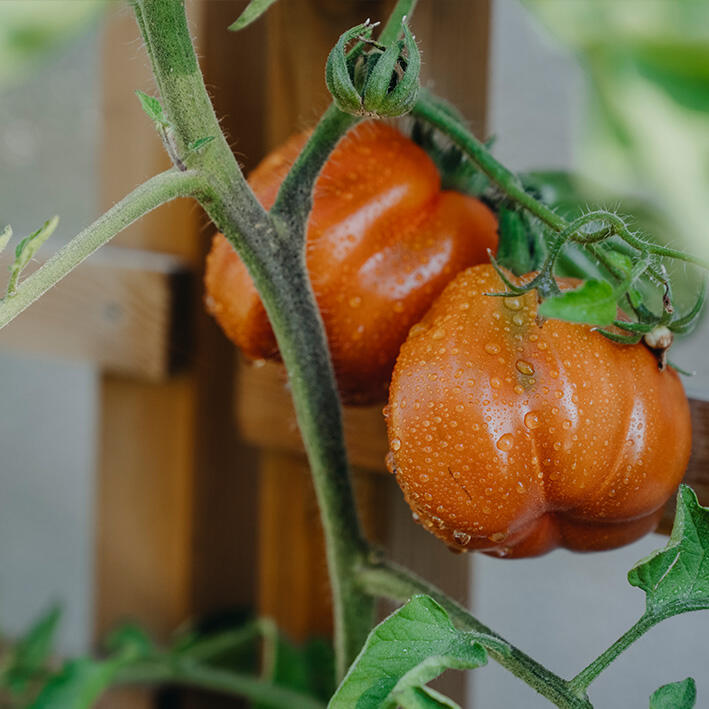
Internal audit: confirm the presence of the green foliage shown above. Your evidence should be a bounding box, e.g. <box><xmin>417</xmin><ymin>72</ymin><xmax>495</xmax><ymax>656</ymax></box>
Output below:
<box><xmin>229</xmin><ymin>0</ymin><xmax>279</xmax><ymax>31</ymax></box>
<box><xmin>135</xmin><ymin>90</ymin><xmax>167</xmax><ymax>128</ymax></box>
<box><xmin>188</xmin><ymin>136</ymin><xmax>216</xmax><ymax>153</ymax></box>
<box><xmin>329</xmin><ymin>596</ymin><xmax>500</xmax><ymax>709</ymax></box>
<box><xmin>629</xmin><ymin>485</ymin><xmax>709</xmax><ymax>618</ymax></box>
<box><xmin>5</xmin><ymin>216</ymin><xmax>59</xmax><ymax>297</ymax></box>
<box><xmin>538</xmin><ymin>279</ymin><xmax>617</xmax><ymax>325</ymax></box>
<box><xmin>0</xmin><ymin>226</ymin><xmax>12</xmax><ymax>255</ymax></box>
<box><xmin>0</xmin><ymin>0</ymin><xmax>105</xmax><ymax>91</ymax></box>
<box><xmin>496</xmin><ymin>206</ymin><xmax>548</xmax><ymax>276</ymax></box>
<box><xmin>650</xmin><ymin>678</ymin><xmax>696</xmax><ymax>709</ymax></box>
<box><xmin>524</xmin><ymin>0</ymin><xmax>709</xmax><ymax>267</ymax></box>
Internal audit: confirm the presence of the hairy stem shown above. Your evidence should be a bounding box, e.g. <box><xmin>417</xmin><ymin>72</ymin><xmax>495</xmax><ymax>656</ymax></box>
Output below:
<box><xmin>115</xmin><ymin>660</ymin><xmax>325</xmax><ymax>709</ymax></box>
<box><xmin>568</xmin><ymin>613</ymin><xmax>658</xmax><ymax>694</ymax></box>
<box><xmin>358</xmin><ymin>558</ymin><xmax>593</xmax><ymax>709</ymax></box>
<box><xmin>378</xmin><ymin>0</ymin><xmax>419</xmax><ymax>45</ymax></box>
<box><xmin>133</xmin><ymin>0</ymin><xmax>374</xmax><ymax>677</ymax></box>
<box><xmin>0</xmin><ymin>169</ymin><xmax>202</xmax><ymax>329</ymax></box>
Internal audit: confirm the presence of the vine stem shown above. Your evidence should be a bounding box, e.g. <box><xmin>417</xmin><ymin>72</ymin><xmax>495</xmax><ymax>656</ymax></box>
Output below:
<box><xmin>412</xmin><ymin>92</ymin><xmax>709</xmax><ymax>271</ymax></box>
<box><xmin>568</xmin><ymin>613</ymin><xmax>659</xmax><ymax>694</ymax></box>
<box><xmin>132</xmin><ymin>0</ymin><xmax>375</xmax><ymax>679</ymax></box>
<box><xmin>115</xmin><ymin>660</ymin><xmax>326</xmax><ymax>709</ymax></box>
<box><xmin>357</xmin><ymin>558</ymin><xmax>593</xmax><ymax>709</ymax></box>
<box><xmin>0</xmin><ymin>169</ymin><xmax>202</xmax><ymax>329</ymax></box>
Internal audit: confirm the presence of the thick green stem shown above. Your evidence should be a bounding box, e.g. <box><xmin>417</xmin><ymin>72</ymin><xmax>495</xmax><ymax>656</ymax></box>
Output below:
<box><xmin>378</xmin><ymin>0</ymin><xmax>419</xmax><ymax>45</ymax></box>
<box><xmin>115</xmin><ymin>660</ymin><xmax>325</xmax><ymax>709</ymax></box>
<box><xmin>358</xmin><ymin>558</ymin><xmax>592</xmax><ymax>709</ymax></box>
<box><xmin>568</xmin><ymin>614</ymin><xmax>658</xmax><ymax>694</ymax></box>
<box><xmin>0</xmin><ymin>169</ymin><xmax>201</xmax><ymax>330</ymax></box>
<box><xmin>133</xmin><ymin>0</ymin><xmax>374</xmax><ymax>677</ymax></box>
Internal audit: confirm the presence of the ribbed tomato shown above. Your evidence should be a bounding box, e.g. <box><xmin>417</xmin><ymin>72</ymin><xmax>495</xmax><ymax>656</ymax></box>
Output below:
<box><xmin>205</xmin><ymin>121</ymin><xmax>498</xmax><ymax>404</ymax></box>
<box><xmin>387</xmin><ymin>264</ymin><xmax>691</xmax><ymax>557</ymax></box>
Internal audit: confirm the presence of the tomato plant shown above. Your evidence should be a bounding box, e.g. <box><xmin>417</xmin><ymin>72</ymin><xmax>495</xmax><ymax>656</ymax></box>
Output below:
<box><xmin>1</xmin><ymin>0</ymin><xmax>709</xmax><ymax>707</ymax></box>
<box><xmin>388</xmin><ymin>264</ymin><xmax>691</xmax><ymax>557</ymax></box>
<box><xmin>205</xmin><ymin>121</ymin><xmax>497</xmax><ymax>403</ymax></box>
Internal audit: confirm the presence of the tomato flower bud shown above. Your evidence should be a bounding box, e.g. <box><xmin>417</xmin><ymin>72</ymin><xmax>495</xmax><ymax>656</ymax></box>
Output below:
<box><xmin>325</xmin><ymin>19</ymin><xmax>420</xmax><ymax>118</ymax></box>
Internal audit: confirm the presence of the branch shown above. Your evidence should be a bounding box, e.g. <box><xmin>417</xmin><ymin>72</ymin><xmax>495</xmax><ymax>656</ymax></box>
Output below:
<box><xmin>0</xmin><ymin>169</ymin><xmax>202</xmax><ymax>330</ymax></box>
<box><xmin>358</xmin><ymin>557</ymin><xmax>593</xmax><ymax>709</ymax></box>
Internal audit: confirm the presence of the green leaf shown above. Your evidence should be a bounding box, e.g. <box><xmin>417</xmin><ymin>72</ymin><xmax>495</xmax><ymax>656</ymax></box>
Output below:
<box><xmin>188</xmin><ymin>136</ymin><xmax>215</xmax><ymax>152</ymax></box>
<box><xmin>496</xmin><ymin>207</ymin><xmax>533</xmax><ymax>276</ymax></box>
<box><xmin>650</xmin><ymin>677</ymin><xmax>696</xmax><ymax>709</ymax></box>
<box><xmin>6</xmin><ymin>216</ymin><xmax>59</xmax><ymax>296</ymax></box>
<box><xmin>135</xmin><ymin>90</ymin><xmax>166</xmax><ymax>126</ymax></box>
<box><xmin>329</xmin><ymin>595</ymin><xmax>498</xmax><ymax>709</ymax></box>
<box><xmin>29</xmin><ymin>658</ymin><xmax>119</xmax><ymax>709</ymax></box>
<box><xmin>538</xmin><ymin>279</ymin><xmax>617</xmax><ymax>325</ymax></box>
<box><xmin>397</xmin><ymin>685</ymin><xmax>460</xmax><ymax>709</ymax></box>
<box><xmin>3</xmin><ymin>605</ymin><xmax>61</xmax><ymax>694</ymax></box>
<box><xmin>628</xmin><ymin>485</ymin><xmax>709</xmax><ymax>618</ymax></box>
<box><xmin>229</xmin><ymin>0</ymin><xmax>279</xmax><ymax>31</ymax></box>
<box><xmin>103</xmin><ymin>623</ymin><xmax>153</xmax><ymax>662</ymax></box>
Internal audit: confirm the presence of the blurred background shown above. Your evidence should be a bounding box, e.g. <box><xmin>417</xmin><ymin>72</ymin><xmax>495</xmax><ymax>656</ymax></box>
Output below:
<box><xmin>0</xmin><ymin>1</ymin><xmax>707</xmax><ymax>707</ymax></box>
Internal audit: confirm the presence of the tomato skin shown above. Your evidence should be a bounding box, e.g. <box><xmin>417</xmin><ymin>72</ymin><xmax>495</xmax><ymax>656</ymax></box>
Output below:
<box><xmin>387</xmin><ymin>264</ymin><xmax>691</xmax><ymax>557</ymax></box>
<box><xmin>205</xmin><ymin>122</ymin><xmax>498</xmax><ymax>404</ymax></box>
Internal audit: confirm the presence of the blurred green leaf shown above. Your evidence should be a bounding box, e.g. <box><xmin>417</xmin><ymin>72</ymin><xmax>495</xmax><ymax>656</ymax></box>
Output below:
<box><xmin>6</xmin><ymin>216</ymin><xmax>59</xmax><ymax>296</ymax></box>
<box><xmin>229</xmin><ymin>0</ymin><xmax>279</xmax><ymax>31</ymax></box>
<box><xmin>524</xmin><ymin>0</ymin><xmax>709</xmax><ymax>267</ymax></box>
<box><xmin>539</xmin><ymin>279</ymin><xmax>617</xmax><ymax>325</ymax></box>
<box><xmin>135</xmin><ymin>90</ymin><xmax>166</xmax><ymax>127</ymax></box>
<box><xmin>0</xmin><ymin>226</ymin><xmax>12</xmax><ymax>256</ymax></box>
<box><xmin>650</xmin><ymin>677</ymin><xmax>696</xmax><ymax>709</ymax></box>
<box><xmin>103</xmin><ymin>624</ymin><xmax>154</xmax><ymax>662</ymax></box>
<box><xmin>2</xmin><ymin>606</ymin><xmax>60</xmax><ymax>695</ymax></box>
<box><xmin>0</xmin><ymin>1</ymin><xmax>105</xmax><ymax>91</ymax></box>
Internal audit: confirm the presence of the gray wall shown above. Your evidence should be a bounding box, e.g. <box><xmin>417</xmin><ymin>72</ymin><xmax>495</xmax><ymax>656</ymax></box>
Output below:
<box><xmin>0</xmin><ymin>28</ymin><xmax>100</xmax><ymax>654</ymax></box>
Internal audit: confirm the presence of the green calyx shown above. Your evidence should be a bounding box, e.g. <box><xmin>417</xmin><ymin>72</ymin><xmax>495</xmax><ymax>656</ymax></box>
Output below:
<box><xmin>325</xmin><ymin>18</ymin><xmax>420</xmax><ymax>118</ymax></box>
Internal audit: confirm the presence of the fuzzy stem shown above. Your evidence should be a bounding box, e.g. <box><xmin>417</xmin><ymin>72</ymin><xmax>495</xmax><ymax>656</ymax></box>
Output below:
<box><xmin>0</xmin><ymin>169</ymin><xmax>202</xmax><ymax>330</ymax></box>
<box><xmin>132</xmin><ymin>0</ymin><xmax>374</xmax><ymax>677</ymax></box>
<box><xmin>115</xmin><ymin>660</ymin><xmax>325</xmax><ymax>709</ymax></box>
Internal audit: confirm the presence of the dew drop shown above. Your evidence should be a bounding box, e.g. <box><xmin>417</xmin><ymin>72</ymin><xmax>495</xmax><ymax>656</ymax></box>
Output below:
<box><xmin>491</xmin><ymin>377</ymin><xmax>502</xmax><ymax>389</ymax></box>
<box><xmin>496</xmin><ymin>433</ymin><xmax>514</xmax><ymax>452</ymax></box>
<box><xmin>390</xmin><ymin>438</ymin><xmax>401</xmax><ymax>451</ymax></box>
<box><xmin>513</xmin><ymin>384</ymin><xmax>524</xmax><ymax>395</ymax></box>
<box><xmin>385</xmin><ymin>451</ymin><xmax>396</xmax><ymax>473</ymax></box>
<box><xmin>504</xmin><ymin>298</ymin><xmax>523</xmax><ymax>311</ymax></box>
<box><xmin>489</xmin><ymin>532</ymin><xmax>506</xmax><ymax>542</ymax></box>
<box><xmin>432</xmin><ymin>328</ymin><xmax>445</xmax><ymax>340</ymax></box>
<box><xmin>516</xmin><ymin>481</ymin><xmax>526</xmax><ymax>494</ymax></box>
<box><xmin>349</xmin><ymin>295</ymin><xmax>362</xmax><ymax>308</ymax></box>
<box><xmin>453</xmin><ymin>529</ymin><xmax>472</xmax><ymax>545</ymax></box>
<box><xmin>484</xmin><ymin>342</ymin><xmax>500</xmax><ymax>355</ymax></box>
<box><xmin>516</xmin><ymin>359</ymin><xmax>535</xmax><ymax>376</ymax></box>
<box><xmin>524</xmin><ymin>411</ymin><xmax>540</xmax><ymax>430</ymax></box>
<box><xmin>562</xmin><ymin>420</ymin><xmax>572</xmax><ymax>430</ymax></box>
<box><xmin>512</xmin><ymin>313</ymin><xmax>525</xmax><ymax>326</ymax></box>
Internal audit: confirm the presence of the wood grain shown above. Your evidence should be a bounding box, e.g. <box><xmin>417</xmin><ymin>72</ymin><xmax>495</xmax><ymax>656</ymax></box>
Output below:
<box><xmin>0</xmin><ymin>248</ymin><xmax>191</xmax><ymax>380</ymax></box>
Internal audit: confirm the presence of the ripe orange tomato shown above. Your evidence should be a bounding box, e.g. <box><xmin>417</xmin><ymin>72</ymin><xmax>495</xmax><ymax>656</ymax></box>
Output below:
<box><xmin>387</xmin><ymin>264</ymin><xmax>691</xmax><ymax>557</ymax></box>
<box><xmin>205</xmin><ymin>121</ymin><xmax>498</xmax><ymax>404</ymax></box>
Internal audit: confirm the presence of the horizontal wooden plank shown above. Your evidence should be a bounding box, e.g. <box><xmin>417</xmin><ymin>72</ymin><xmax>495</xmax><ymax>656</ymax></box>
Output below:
<box><xmin>236</xmin><ymin>360</ymin><xmax>709</xmax><ymax>529</ymax></box>
<box><xmin>0</xmin><ymin>247</ymin><xmax>192</xmax><ymax>381</ymax></box>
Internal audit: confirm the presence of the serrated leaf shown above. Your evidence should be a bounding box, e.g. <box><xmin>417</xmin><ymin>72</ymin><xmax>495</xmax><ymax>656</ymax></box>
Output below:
<box><xmin>135</xmin><ymin>90</ymin><xmax>166</xmax><ymax>126</ymax></box>
<box><xmin>650</xmin><ymin>677</ymin><xmax>696</xmax><ymax>709</ymax></box>
<box><xmin>29</xmin><ymin>658</ymin><xmax>119</xmax><ymax>709</ymax></box>
<box><xmin>3</xmin><ymin>606</ymin><xmax>61</xmax><ymax>694</ymax></box>
<box><xmin>229</xmin><ymin>0</ymin><xmax>278</xmax><ymax>31</ymax></box>
<box><xmin>329</xmin><ymin>595</ymin><xmax>498</xmax><ymax>709</ymax></box>
<box><xmin>6</xmin><ymin>216</ymin><xmax>59</xmax><ymax>296</ymax></box>
<box><xmin>397</xmin><ymin>685</ymin><xmax>460</xmax><ymax>709</ymax></box>
<box><xmin>188</xmin><ymin>136</ymin><xmax>215</xmax><ymax>152</ymax></box>
<box><xmin>628</xmin><ymin>486</ymin><xmax>709</xmax><ymax>618</ymax></box>
<box><xmin>538</xmin><ymin>279</ymin><xmax>617</xmax><ymax>325</ymax></box>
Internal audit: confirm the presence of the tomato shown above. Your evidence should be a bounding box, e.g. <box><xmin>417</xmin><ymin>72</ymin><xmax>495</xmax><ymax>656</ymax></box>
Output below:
<box><xmin>205</xmin><ymin>121</ymin><xmax>498</xmax><ymax>404</ymax></box>
<box><xmin>387</xmin><ymin>264</ymin><xmax>691</xmax><ymax>557</ymax></box>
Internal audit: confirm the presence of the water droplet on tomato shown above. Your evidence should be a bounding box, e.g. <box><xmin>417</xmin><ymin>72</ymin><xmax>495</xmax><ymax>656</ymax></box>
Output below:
<box><xmin>489</xmin><ymin>532</ymin><xmax>506</xmax><ymax>542</ymax></box>
<box><xmin>496</xmin><ymin>433</ymin><xmax>514</xmax><ymax>452</ymax></box>
<box><xmin>524</xmin><ymin>412</ymin><xmax>540</xmax><ymax>429</ymax></box>
<box><xmin>491</xmin><ymin>377</ymin><xmax>501</xmax><ymax>389</ymax></box>
<box><xmin>385</xmin><ymin>451</ymin><xmax>396</xmax><ymax>473</ymax></box>
<box><xmin>349</xmin><ymin>295</ymin><xmax>362</xmax><ymax>308</ymax></box>
<box><xmin>516</xmin><ymin>481</ymin><xmax>526</xmax><ymax>493</ymax></box>
<box><xmin>484</xmin><ymin>342</ymin><xmax>500</xmax><ymax>355</ymax></box>
<box><xmin>453</xmin><ymin>529</ymin><xmax>472</xmax><ymax>545</ymax></box>
<box><xmin>504</xmin><ymin>298</ymin><xmax>522</xmax><ymax>311</ymax></box>
<box><xmin>432</xmin><ymin>328</ymin><xmax>445</xmax><ymax>340</ymax></box>
<box><xmin>391</xmin><ymin>438</ymin><xmax>401</xmax><ymax>451</ymax></box>
<box><xmin>516</xmin><ymin>359</ymin><xmax>535</xmax><ymax>376</ymax></box>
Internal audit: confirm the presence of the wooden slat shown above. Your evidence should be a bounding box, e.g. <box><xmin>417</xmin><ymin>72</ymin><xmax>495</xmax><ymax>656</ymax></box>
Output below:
<box><xmin>0</xmin><ymin>248</ymin><xmax>191</xmax><ymax>380</ymax></box>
